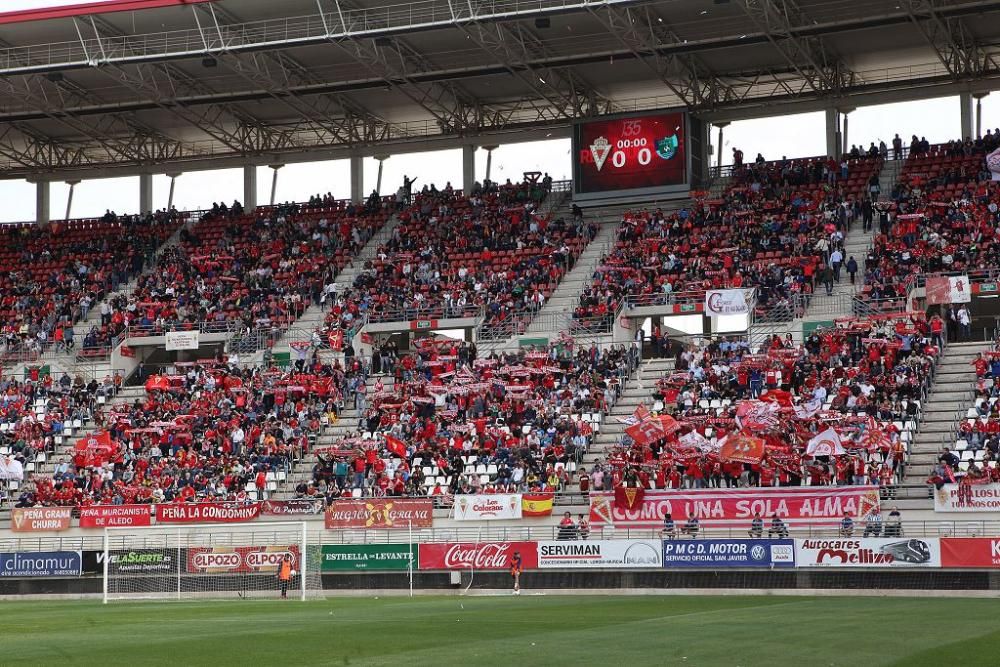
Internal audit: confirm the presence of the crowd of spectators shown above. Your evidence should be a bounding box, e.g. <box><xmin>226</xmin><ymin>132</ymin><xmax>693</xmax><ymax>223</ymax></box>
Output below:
<box><xmin>575</xmin><ymin>154</ymin><xmax>880</xmax><ymax>328</ymax></box>
<box><xmin>587</xmin><ymin>312</ymin><xmax>936</xmax><ymax>493</ymax></box>
<box><xmin>0</xmin><ymin>210</ymin><xmax>181</xmax><ymax>363</ymax></box>
<box><xmin>305</xmin><ymin>337</ymin><xmax>639</xmax><ymax>503</ymax></box>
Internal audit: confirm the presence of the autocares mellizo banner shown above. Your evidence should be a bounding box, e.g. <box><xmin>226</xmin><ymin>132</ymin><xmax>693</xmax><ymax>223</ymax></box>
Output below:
<box><xmin>79</xmin><ymin>505</ymin><xmax>152</xmax><ymax>528</ymax></box>
<box><xmin>452</xmin><ymin>494</ymin><xmax>522</xmax><ymax>521</ymax></box>
<box><xmin>932</xmin><ymin>483</ymin><xmax>1000</xmax><ymax>512</ymax></box>
<box><xmin>589</xmin><ymin>486</ymin><xmax>881</xmax><ymax>527</ymax></box>
<box><xmin>155</xmin><ymin>502</ymin><xmax>262</xmax><ymax>523</ymax></box>
<box><xmin>794</xmin><ymin>538</ymin><xmax>941</xmax><ymax>567</ymax></box>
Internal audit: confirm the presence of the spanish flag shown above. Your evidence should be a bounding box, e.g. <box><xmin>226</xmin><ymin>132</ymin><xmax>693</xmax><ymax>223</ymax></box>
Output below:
<box><xmin>521</xmin><ymin>492</ymin><xmax>554</xmax><ymax>517</ymax></box>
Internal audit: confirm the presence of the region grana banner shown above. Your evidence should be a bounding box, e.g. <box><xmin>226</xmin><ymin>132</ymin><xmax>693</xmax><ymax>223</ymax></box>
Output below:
<box><xmin>536</xmin><ymin>540</ymin><xmax>662</xmax><ymax>569</ymax></box>
<box><xmin>589</xmin><ymin>486</ymin><xmax>881</xmax><ymax>527</ymax></box>
<box><xmin>186</xmin><ymin>545</ymin><xmax>300</xmax><ymax>574</ymax></box>
<box><xmin>452</xmin><ymin>494</ymin><xmax>522</xmax><ymax>521</ymax></box>
<box><xmin>794</xmin><ymin>538</ymin><xmax>941</xmax><ymax>567</ymax></box>
<box><xmin>10</xmin><ymin>507</ymin><xmax>73</xmax><ymax>532</ymax></box>
<box><xmin>932</xmin><ymin>483</ymin><xmax>1000</xmax><ymax>512</ymax></box>
<box><xmin>939</xmin><ymin>538</ymin><xmax>1000</xmax><ymax>568</ymax></box>
<box><xmin>79</xmin><ymin>504</ymin><xmax>152</xmax><ymax>528</ymax></box>
<box><xmin>662</xmin><ymin>539</ymin><xmax>795</xmax><ymax>568</ymax></box>
<box><xmin>155</xmin><ymin>502</ymin><xmax>262</xmax><ymax>523</ymax></box>
<box><xmin>325</xmin><ymin>499</ymin><xmax>433</xmax><ymax>529</ymax></box>
<box><xmin>418</xmin><ymin>542</ymin><xmax>538</xmax><ymax>570</ymax></box>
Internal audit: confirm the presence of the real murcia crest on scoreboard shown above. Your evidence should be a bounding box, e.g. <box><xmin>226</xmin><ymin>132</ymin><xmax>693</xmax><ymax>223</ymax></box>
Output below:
<box><xmin>590</xmin><ymin>136</ymin><xmax>611</xmax><ymax>172</ymax></box>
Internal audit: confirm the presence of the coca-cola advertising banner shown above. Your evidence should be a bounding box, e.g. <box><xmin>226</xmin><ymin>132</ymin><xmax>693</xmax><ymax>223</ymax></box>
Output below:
<box><xmin>794</xmin><ymin>538</ymin><xmax>941</xmax><ymax>568</ymax></box>
<box><xmin>590</xmin><ymin>486</ymin><xmax>881</xmax><ymax>527</ymax></box>
<box><xmin>940</xmin><ymin>538</ymin><xmax>1000</xmax><ymax>568</ymax></box>
<box><xmin>933</xmin><ymin>483</ymin><xmax>1000</xmax><ymax>512</ymax></box>
<box><xmin>155</xmin><ymin>502</ymin><xmax>262</xmax><ymax>523</ymax></box>
<box><xmin>325</xmin><ymin>499</ymin><xmax>433</xmax><ymax>529</ymax></box>
<box><xmin>452</xmin><ymin>494</ymin><xmax>522</xmax><ymax>521</ymax></box>
<box><xmin>261</xmin><ymin>499</ymin><xmax>324</xmax><ymax>516</ymax></box>
<box><xmin>418</xmin><ymin>541</ymin><xmax>538</xmax><ymax>570</ymax></box>
<box><xmin>79</xmin><ymin>505</ymin><xmax>152</xmax><ymax>528</ymax></box>
<box><xmin>10</xmin><ymin>507</ymin><xmax>73</xmax><ymax>532</ymax></box>
<box><xmin>186</xmin><ymin>545</ymin><xmax>300</xmax><ymax>574</ymax></box>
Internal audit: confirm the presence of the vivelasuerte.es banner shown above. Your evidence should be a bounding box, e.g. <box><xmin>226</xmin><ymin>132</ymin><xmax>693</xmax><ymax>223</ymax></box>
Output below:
<box><xmin>662</xmin><ymin>539</ymin><xmax>795</xmax><ymax>568</ymax></box>
<box><xmin>0</xmin><ymin>551</ymin><xmax>82</xmax><ymax>577</ymax></box>
<box><xmin>452</xmin><ymin>494</ymin><xmax>522</xmax><ymax>520</ymax></box>
<box><xmin>794</xmin><ymin>538</ymin><xmax>941</xmax><ymax>567</ymax></box>
<box><xmin>536</xmin><ymin>540</ymin><xmax>662</xmax><ymax>569</ymax></box>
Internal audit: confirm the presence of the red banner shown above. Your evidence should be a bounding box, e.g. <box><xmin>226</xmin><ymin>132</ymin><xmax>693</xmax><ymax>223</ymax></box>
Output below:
<box><xmin>940</xmin><ymin>538</ymin><xmax>1000</xmax><ymax>568</ymax></box>
<box><xmin>590</xmin><ymin>486</ymin><xmax>881</xmax><ymax>527</ymax></box>
<box><xmin>325</xmin><ymin>499</ymin><xmax>433</xmax><ymax>529</ymax></box>
<box><xmin>10</xmin><ymin>507</ymin><xmax>73</xmax><ymax>532</ymax></box>
<box><xmin>79</xmin><ymin>504</ymin><xmax>152</xmax><ymax>528</ymax></box>
<box><xmin>186</xmin><ymin>545</ymin><xmax>300</xmax><ymax>574</ymax></box>
<box><xmin>260</xmin><ymin>499</ymin><xmax>324</xmax><ymax>516</ymax></box>
<box><xmin>419</xmin><ymin>541</ymin><xmax>538</xmax><ymax>570</ymax></box>
<box><xmin>614</xmin><ymin>486</ymin><xmax>645</xmax><ymax>511</ymax></box>
<box><xmin>155</xmin><ymin>502</ymin><xmax>262</xmax><ymax>523</ymax></box>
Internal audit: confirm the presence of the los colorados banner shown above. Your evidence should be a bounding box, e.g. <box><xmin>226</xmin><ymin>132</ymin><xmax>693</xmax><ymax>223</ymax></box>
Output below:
<box><xmin>933</xmin><ymin>483</ymin><xmax>1000</xmax><ymax>512</ymax></box>
<box><xmin>452</xmin><ymin>494</ymin><xmax>522</xmax><ymax>521</ymax></box>
<box><xmin>589</xmin><ymin>486</ymin><xmax>881</xmax><ymax>527</ymax></box>
<box><xmin>537</xmin><ymin>540</ymin><xmax>662</xmax><ymax>569</ymax></box>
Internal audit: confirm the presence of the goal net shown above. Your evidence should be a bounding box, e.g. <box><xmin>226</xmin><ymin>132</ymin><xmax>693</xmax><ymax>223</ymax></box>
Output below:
<box><xmin>103</xmin><ymin>522</ymin><xmax>323</xmax><ymax>602</ymax></box>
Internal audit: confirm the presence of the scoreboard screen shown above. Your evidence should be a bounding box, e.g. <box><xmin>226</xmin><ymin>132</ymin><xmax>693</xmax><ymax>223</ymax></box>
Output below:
<box><xmin>573</xmin><ymin>111</ymin><xmax>688</xmax><ymax>196</ymax></box>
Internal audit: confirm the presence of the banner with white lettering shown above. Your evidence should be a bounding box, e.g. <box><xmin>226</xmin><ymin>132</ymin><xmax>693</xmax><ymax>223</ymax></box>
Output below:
<box><xmin>452</xmin><ymin>494</ymin><xmax>522</xmax><ymax>521</ymax></box>
<box><xmin>795</xmin><ymin>538</ymin><xmax>941</xmax><ymax>567</ymax></box>
<box><xmin>537</xmin><ymin>540</ymin><xmax>663</xmax><ymax>569</ymax></box>
<box><xmin>933</xmin><ymin>483</ymin><xmax>1000</xmax><ymax>512</ymax></box>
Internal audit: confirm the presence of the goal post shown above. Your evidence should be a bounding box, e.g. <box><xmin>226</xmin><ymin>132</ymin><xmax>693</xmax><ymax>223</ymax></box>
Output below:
<box><xmin>102</xmin><ymin>521</ymin><xmax>322</xmax><ymax>603</ymax></box>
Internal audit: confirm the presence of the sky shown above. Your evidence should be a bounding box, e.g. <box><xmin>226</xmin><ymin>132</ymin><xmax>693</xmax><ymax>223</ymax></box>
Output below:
<box><xmin>0</xmin><ymin>1</ymin><xmax>997</xmax><ymax>221</ymax></box>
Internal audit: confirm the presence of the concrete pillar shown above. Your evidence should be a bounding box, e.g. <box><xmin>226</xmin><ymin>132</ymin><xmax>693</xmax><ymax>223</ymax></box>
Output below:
<box><xmin>374</xmin><ymin>153</ymin><xmax>390</xmax><ymax>195</ymax></box>
<box><xmin>166</xmin><ymin>172</ymin><xmax>181</xmax><ymax>210</ymax></box>
<box><xmin>268</xmin><ymin>164</ymin><xmax>283</xmax><ymax>206</ymax></box>
<box><xmin>960</xmin><ymin>91</ymin><xmax>974</xmax><ymax>140</ymax></box>
<box><xmin>138</xmin><ymin>173</ymin><xmax>153</xmax><ymax>213</ymax></box>
<box><xmin>36</xmin><ymin>180</ymin><xmax>50</xmax><ymax>226</ymax></box>
<box><xmin>714</xmin><ymin>121</ymin><xmax>729</xmax><ymax>170</ymax></box>
<box><xmin>462</xmin><ymin>144</ymin><xmax>475</xmax><ymax>195</ymax></box>
<box><xmin>974</xmin><ymin>92</ymin><xmax>990</xmax><ymax>139</ymax></box>
<box><xmin>64</xmin><ymin>179</ymin><xmax>80</xmax><ymax>220</ymax></box>
<box><xmin>243</xmin><ymin>165</ymin><xmax>257</xmax><ymax>211</ymax></box>
<box><xmin>349</xmin><ymin>155</ymin><xmax>364</xmax><ymax>204</ymax></box>
<box><xmin>482</xmin><ymin>145</ymin><xmax>498</xmax><ymax>183</ymax></box>
<box><xmin>825</xmin><ymin>108</ymin><xmax>840</xmax><ymax>159</ymax></box>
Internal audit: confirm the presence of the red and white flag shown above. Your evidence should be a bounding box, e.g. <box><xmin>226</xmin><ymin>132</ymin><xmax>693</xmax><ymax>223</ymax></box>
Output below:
<box><xmin>806</xmin><ymin>427</ymin><xmax>846</xmax><ymax>457</ymax></box>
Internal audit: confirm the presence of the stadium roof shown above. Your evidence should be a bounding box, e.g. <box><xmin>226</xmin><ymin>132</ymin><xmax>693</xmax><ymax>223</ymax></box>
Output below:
<box><xmin>0</xmin><ymin>0</ymin><xmax>998</xmax><ymax>178</ymax></box>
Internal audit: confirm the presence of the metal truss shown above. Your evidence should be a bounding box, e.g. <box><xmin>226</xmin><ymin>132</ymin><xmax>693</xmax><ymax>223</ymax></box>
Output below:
<box><xmin>735</xmin><ymin>0</ymin><xmax>858</xmax><ymax>95</ymax></box>
<box><xmin>905</xmin><ymin>0</ymin><xmax>1000</xmax><ymax>77</ymax></box>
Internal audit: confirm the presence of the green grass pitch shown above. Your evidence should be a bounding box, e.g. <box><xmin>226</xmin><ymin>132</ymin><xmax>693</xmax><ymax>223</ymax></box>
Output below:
<box><xmin>2</xmin><ymin>595</ymin><xmax>998</xmax><ymax>666</ymax></box>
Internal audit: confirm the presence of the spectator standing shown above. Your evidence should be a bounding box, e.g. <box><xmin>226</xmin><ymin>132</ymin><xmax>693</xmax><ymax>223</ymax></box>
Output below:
<box><xmin>558</xmin><ymin>511</ymin><xmax>577</xmax><ymax>540</ymax></box>
<box><xmin>957</xmin><ymin>305</ymin><xmax>972</xmax><ymax>341</ymax></box>
<box><xmin>829</xmin><ymin>248</ymin><xmax>844</xmax><ymax>282</ymax></box>
<box><xmin>885</xmin><ymin>507</ymin><xmax>903</xmax><ymax>537</ymax></box>
<box><xmin>749</xmin><ymin>512</ymin><xmax>763</xmax><ymax>539</ymax></box>
<box><xmin>863</xmin><ymin>508</ymin><xmax>882</xmax><ymax>537</ymax></box>
<box><xmin>839</xmin><ymin>512</ymin><xmax>854</xmax><ymax>537</ymax></box>
<box><xmin>662</xmin><ymin>512</ymin><xmax>677</xmax><ymax>539</ymax></box>
<box><xmin>846</xmin><ymin>256</ymin><xmax>858</xmax><ymax>285</ymax></box>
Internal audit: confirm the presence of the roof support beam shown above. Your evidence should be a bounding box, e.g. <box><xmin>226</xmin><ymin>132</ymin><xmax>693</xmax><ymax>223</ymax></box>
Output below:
<box><xmin>904</xmin><ymin>0</ymin><xmax>1000</xmax><ymax>77</ymax></box>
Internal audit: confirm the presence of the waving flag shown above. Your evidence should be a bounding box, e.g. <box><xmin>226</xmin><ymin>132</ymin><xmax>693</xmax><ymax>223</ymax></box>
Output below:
<box><xmin>806</xmin><ymin>427</ymin><xmax>846</xmax><ymax>457</ymax></box>
<box><xmin>384</xmin><ymin>435</ymin><xmax>407</xmax><ymax>459</ymax></box>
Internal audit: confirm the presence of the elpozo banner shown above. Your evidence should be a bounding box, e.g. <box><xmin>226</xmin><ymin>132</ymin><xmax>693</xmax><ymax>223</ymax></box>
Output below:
<box><xmin>452</xmin><ymin>494</ymin><xmax>522</xmax><ymax>521</ymax></box>
<box><xmin>662</xmin><ymin>539</ymin><xmax>794</xmax><ymax>568</ymax></box>
<box><xmin>704</xmin><ymin>289</ymin><xmax>750</xmax><ymax>318</ymax></box>
<box><xmin>537</xmin><ymin>540</ymin><xmax>662</xmax><ymax>569</ymax></box>
<box><xmin>0</xmin><ymin>551</ymin><xmax>82</xmax><ymax>577</ymax></box>
<box><xmin>933</xmin><ymin>483</ymin><xmax>1000</xmax><ymax>512</ymax></box>
<box><xmin>795</xmin><ymin>538</ymin><xmax>941</xmax><ymax>567</ymax></box>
